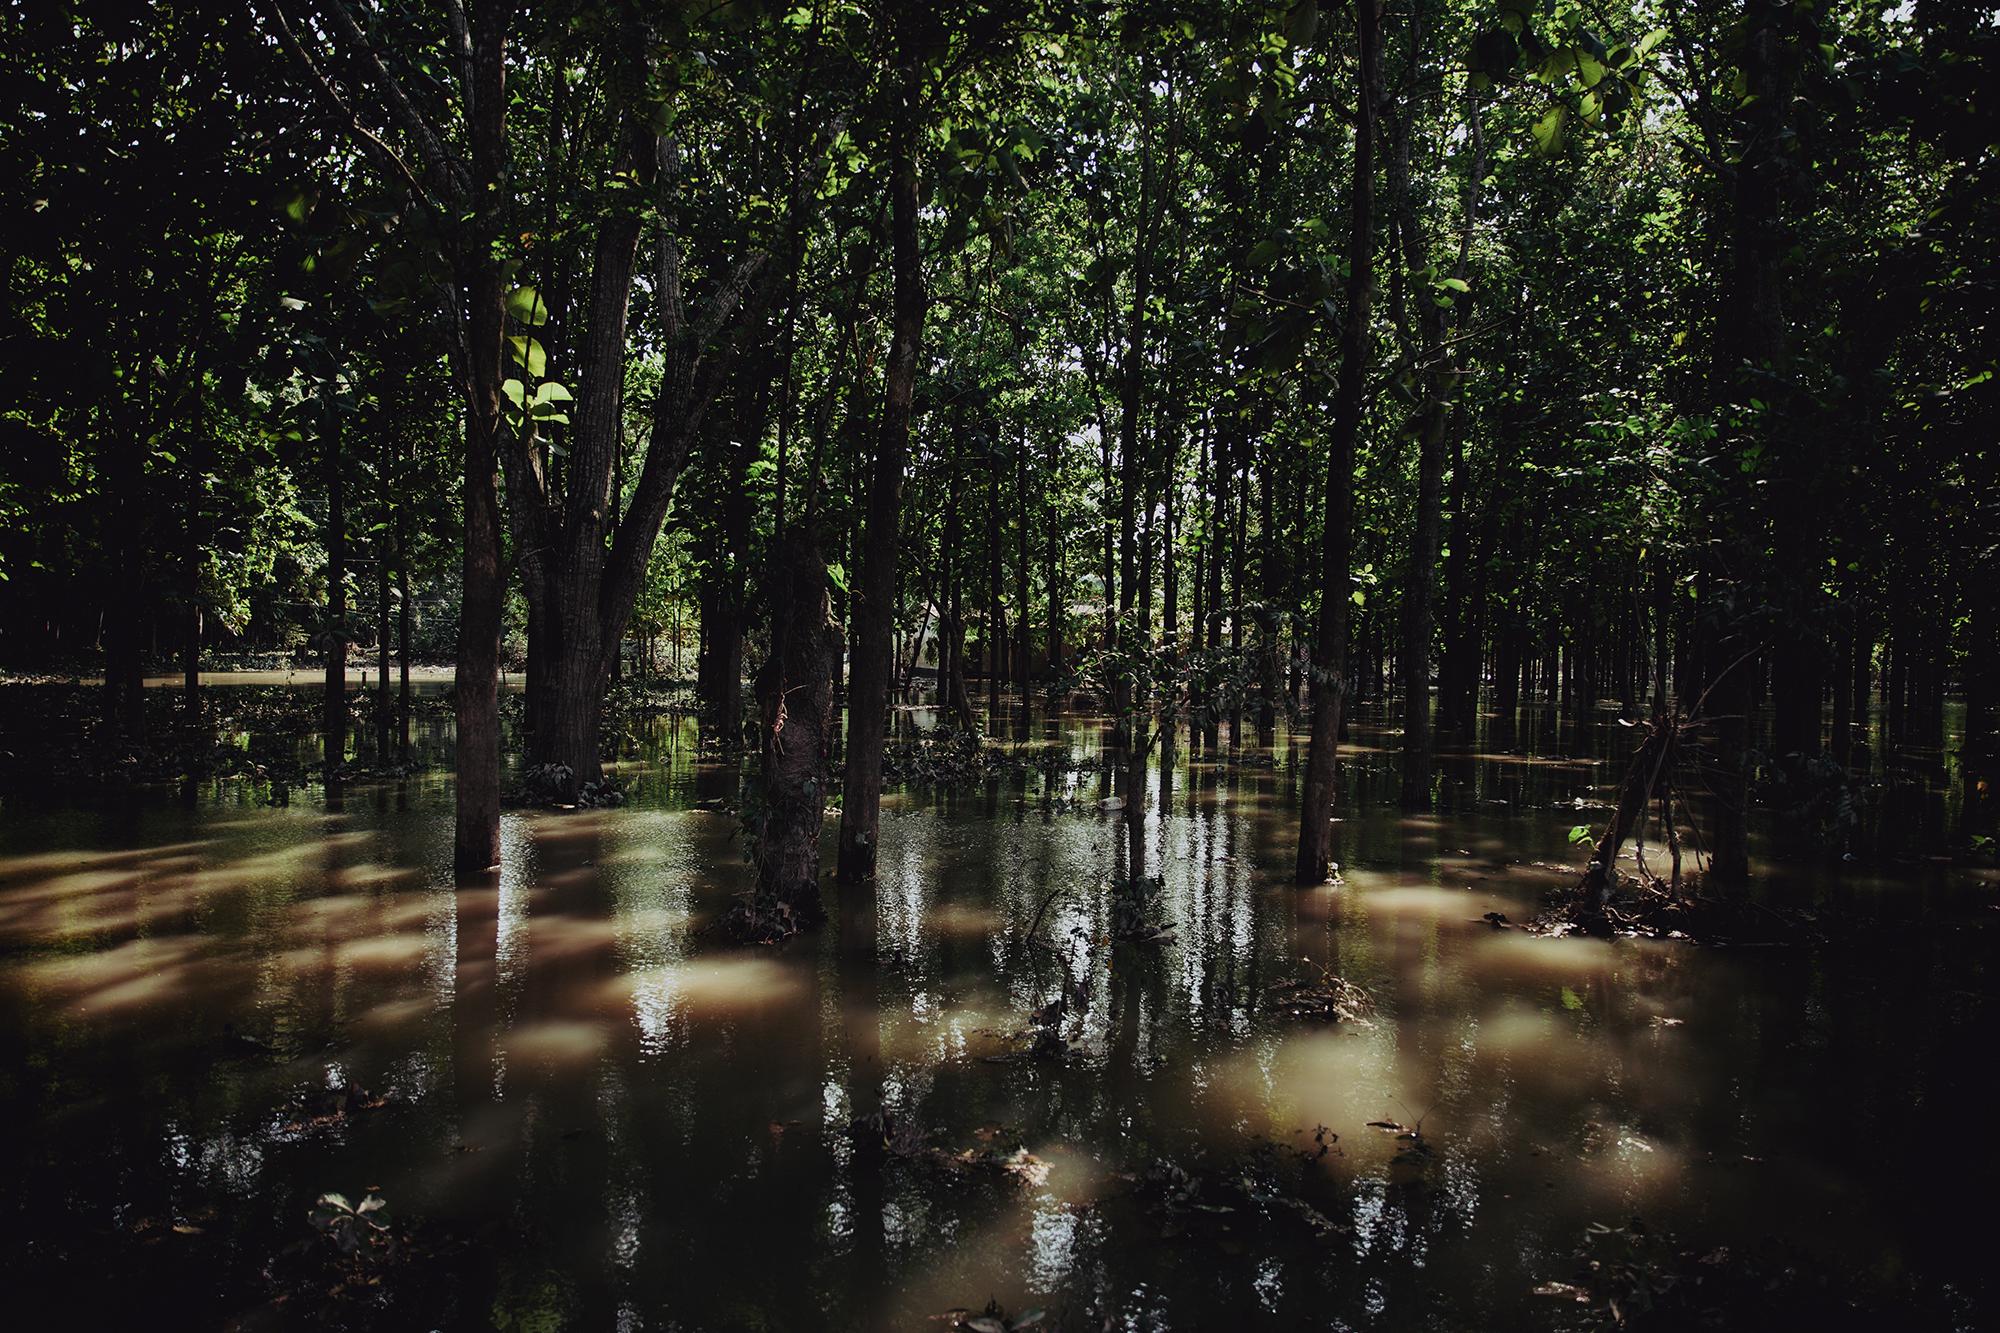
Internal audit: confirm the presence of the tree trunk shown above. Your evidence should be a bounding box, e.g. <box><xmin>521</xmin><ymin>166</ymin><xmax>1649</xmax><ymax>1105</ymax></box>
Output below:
<box><xmin>986</xmin><ymin>437</ymin><xmax>1003</xmax><ymax>721</ymax></box>
<box><xmin>376</xmin><ymin>508</ymin><xmax>391</xmax><ymax>760</ymax></box>
<box><xmin>397</xmin><ymin>506</ymin><xmax>411</xmax><ymax>764</ymax></box>
<box><xmin>837</xmin><ymin>64</ymin><xmax>923</xmax><ymax>884</ymax></box>
<box><xmin>184</xmin><ymin>603</ymin><xmax>201</xmax><ymax>710</ymax></box>
<box><xmin>1256</xmin><ymin>452</ymin><xmax>1278</xmax><ymax>737</ymax></box>
<box><xmin>1704</xmin><ymin>0</ymin><xmax>1796</xmax><ymax>884</ymax></box>
<box><xmin>324</xmin><ymin>393</ymin><xmax>347</xmax><ymax>782</ymax></box>
<box><xmin>1190</xmin><ymin>426</ymin><xmax>1209</xmax><ymax>745</ymax></box>
<box><xmin>1016</xmin><ymin>422</ymin><xmax>1031</xmax><ymax>724</ymax></box>
<box><xmin>941</xmin><ymin>434</ymin><xmax>974</xmax><ymax>730</ymax></box>
<box><xmin>1965</xmin><ymin>560</ymin><xmax>1997</xmax><ymax>832</ymax></box>
<box><xmin>99</xmin><ymin>415</ymin><xmax>147</xmax><ymax>747</ymax></box>
<box><xmin>1578</xmin><ymin>714</ymin><xmax>1674</xmax><ymax>912</ymax></box>
<box><xmin>1296</xmin><ymin>0</ymin><xmax>1379</xmax><ymax>884</ymax></box>
<box><xmin>1045</xmin><ymin>421</ymin><xmax>1064</xmax><ymax>711</ymax></box>
<box><xmin>1204</xmin><ymin>428</ymin><xmax>1227</xmax><ymax>748</ymax></box>
<box><xmin>452</xmin><ymin>15</ymin><xmax>509</xmax><ymax>879</ymax></box>
<box><xmin>1114</xmin><ymin>76</ymin><xmax>1156</xmax><ymax>740</ymax></box>
<box><xmin>752</xmin><ymin>529</ymin><xmax>835</xmax><ymax>926</ymax></box>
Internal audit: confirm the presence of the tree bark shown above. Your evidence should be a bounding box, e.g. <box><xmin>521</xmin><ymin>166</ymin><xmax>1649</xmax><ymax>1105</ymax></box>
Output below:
<box><xmin>323</xmin><ymin>388</ymin><xmax>347</xmax><ymax>784</ymax></box>
<box><xmin>1045</xmin><ymin>421</ymin><xmax>1064</xmax><ymax>710</ymax></box>
<box><xmin>1297</xmin><ymin>0</ymin><xmax>1379</xmax><ymax>884</ymax></box>
<box><xmin>1434</xmin><ymin>110</ymin><xmax>1487</xmax><ymax>737</ymax></box>
<box><xmin>376</xmin><ymin>495</ymin><xmax>391</xmax><ymax>760</ymax></box>
<box><xmin>752</xmin><ymin>529</ymin><xmax>835</xmax><ymax>925</ymax></box>
<box><xmin>452</xmin><ymin>13</ymin><xmax>509</xmax><ymax>878</ymax></box>
<box><xmin>397</xmin><ymin>502</ymin><xmax>411</xmax><ymax>764</ymax></box>
<box><xmin>1578</xmin><ymin>714</ymin><xmax>1673</xmax><ymax>912</ymax></box>
<box><xmin>1015</xmin><ymin>421</ymin><xmax>1032</xmax><ymax>726</ymax></box>
<box><xmin>1113</xmin><ymin>73</ymin><xmax>1156</xmax><ymax>740</ymax></box>
<box><xmin>837</xmin><ymin>62</ymin><xmax>923</xmax><ymax>883</ymax></box>
<box><xmin>986</xmin><ymin>434</ymin><xmax>1003</xmax><ymax>721</ymax></box>
<box><xmin>1704</xmin><ymin>0</ymin><xmax>1796</xmax><ymax>884</ymax></box>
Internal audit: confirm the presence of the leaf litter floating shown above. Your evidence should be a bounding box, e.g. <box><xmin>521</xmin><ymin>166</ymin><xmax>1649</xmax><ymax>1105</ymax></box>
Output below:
<box><xmin>847</xmin><ymin>1111</ymin><xmax>1051</xmax><ymax>1187</ymax></box>
<box><xmin>1266</xmin><ymin>960</ymin><xmax>1375</xmax><ymax>1024</ymax></box>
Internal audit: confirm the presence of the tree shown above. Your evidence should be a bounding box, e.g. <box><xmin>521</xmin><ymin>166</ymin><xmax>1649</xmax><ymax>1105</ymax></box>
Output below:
<box><xmin>1297</xmin><ymin>0</ymin><xmax>1381</xmax><ymax>886</ymax></box>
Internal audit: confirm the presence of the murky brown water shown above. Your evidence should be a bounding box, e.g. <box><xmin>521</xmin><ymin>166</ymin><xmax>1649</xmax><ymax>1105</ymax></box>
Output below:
<box><xmin>2</xmin><ymin>701</ymin><xmax>1994</xmax><ymax>1329</ymax></box>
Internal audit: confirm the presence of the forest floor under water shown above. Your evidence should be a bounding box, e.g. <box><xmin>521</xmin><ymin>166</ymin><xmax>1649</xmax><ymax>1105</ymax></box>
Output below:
<box><xmin>0</xmin><ymin>682</ymin><xmax>1995</xmax><ymax>1330</ymax></box>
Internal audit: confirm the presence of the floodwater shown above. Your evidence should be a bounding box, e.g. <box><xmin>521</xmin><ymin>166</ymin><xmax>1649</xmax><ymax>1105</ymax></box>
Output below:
<box><xmin>1</xmin><ymin>700</ymin><xmax>1994</xmax><ymax>1329</ymax></box>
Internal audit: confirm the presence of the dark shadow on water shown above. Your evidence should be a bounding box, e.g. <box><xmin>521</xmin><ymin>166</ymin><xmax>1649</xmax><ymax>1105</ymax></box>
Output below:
<box><xmin>0</xmin><ymin>688</ymin><xmax>1992</xmax><ymax>1327</ymax></box>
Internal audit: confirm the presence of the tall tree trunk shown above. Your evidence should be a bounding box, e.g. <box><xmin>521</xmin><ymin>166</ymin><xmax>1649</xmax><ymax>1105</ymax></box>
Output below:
<box><xmin>397</xmin><ymin>504</ymin><xmax>411</xmax><ymax>764</ymax></box>
<box><xmin>940</xmin><ymin>432</ymin><xmax>974</xmax><ymax>729</ymax></box>
<box><xmin>498</xmin><ymin>91</ymin><xmax>777</xmax><ymax>801</ymax></box>
<box><xmin>376</xmin><ymin>506</ymin><xmax>391</xmax><ymax>760</ymax></box>
<box><xmin>1966</xmin><ymin>559</ymin><xmax>1997</xmax><ymax>832</ymax></box>
<box><xmin>1257</xmin><ymin>451</ymin><xmax>1278</xmax><ymax>737</ymax></box>
<box><xmin>183</xmin><ymin>438</ymin><xmax>203</xmax><ymax>717</ymax></box>
<box><xmin>324</xmin><ymin>392</ymin><xmax>347</xmax><ymax>783</ymax></box>
<box><xmin>1190</xmin><ymin>424</ymin><xmax>1209</xmax><ymax>745</ymax></box>
<box><xmin>526</xmin><ymin>175</ymin><xmax>649</xmax><ymax>795</ymax></box>
<box><xmin>1016</xmin><ymin>422</ymin><xmax>1031</xmax><ymax>722</ymax></box>
<box><xmin>1228</xmin><ymin>433</ymin><xmax>1247</xmax><ymax>741</ymax></box>
<box><xmin>452</xmin><ymin>15</ymin><xmax>510</xmax><ymax>878</ymax></box>
<box><xmin>751</xmin><ymin>528</ymin><xmax>835</xmax><ymax>927</ymax></box>
<box><xmin>1204</xmin><ymin>427</ymin><xmax>1227</xmax><ymax>747</ymax></box>
<box><xmin>1704</xmin><ymin>0</ymin><xmax>1796</xmax><ymax>883</ymax></box>
<box><xmin>986</xmin><ymin>438</ymin><xmax>1003</xmax><ymax>721</ymax></box>
<box><xmin>1045</xmin><ymin>422</ymin><xmax>1064</xmax><ymax>711</ymax></box>
<box><xmin>1434</xmin><ymin>109</ymin><xmax>1486</xmax><ymax>737</ymax></box>
<box><xmin>1114</xmin><ymin>76</ymin><xmax>1156</xmax><ymax>741</ymax></box>
<box><xmin>837</xmin><ymin>64</ymin><xmax>923</xmax><ymax>884</ymax></box>
<box><xmin>1389</xmin><ymin>28</ymin><xmax>1464</xmax><ymax>808</ymax></box>
<box><xmin>1297</xmin><ymin>0</ymin><xmax>1379</xmax><ymax>883</ymax></box>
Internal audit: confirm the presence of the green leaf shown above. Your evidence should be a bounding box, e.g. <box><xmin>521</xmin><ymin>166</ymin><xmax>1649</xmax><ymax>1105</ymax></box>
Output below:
<box><xmin>1531</xmin><ymin>106</ymin><xmax>1567</xmax><ymax>156</ymax></box>
<box><xmin>506</xmin><ymin>286</ymin><xmax>549</xmax><ymax>326</ymax></box>
<box><xmin>506</xmin><ymin>337</ymin><xmax>547</xmax><ymax>378</ymax></box>
<box><xmin>502</xmin><ymin>378</ymin><xmax>527</xmax><ymax>410</ymax></box>
<box><xmin>528</xmin><ymin>381</ymin><xmax>571</xmax><ymax>422</ymax></box>
<box><xmin>825</xmin><ymin>561</ymin><xmax>849</xmax><ymax>593</ymax></box>
<box><xmin>1568</xmin><ymin>824</ymin><xmax>1592</xmax><ymax>845</ymax></box>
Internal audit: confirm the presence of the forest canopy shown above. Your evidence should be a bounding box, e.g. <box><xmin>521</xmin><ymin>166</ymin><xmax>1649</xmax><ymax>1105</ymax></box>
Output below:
<box><xmin>0</xmin><ymin>0</ymin><xmax>1993</xmax><ymax>887</ymax></box>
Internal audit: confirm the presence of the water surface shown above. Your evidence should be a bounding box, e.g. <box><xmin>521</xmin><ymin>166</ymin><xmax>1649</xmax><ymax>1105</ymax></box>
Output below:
<box><xmin>1</xmin><ymin>703</ymin><xmax>1993</xmax><ymax>1328</ymax></box>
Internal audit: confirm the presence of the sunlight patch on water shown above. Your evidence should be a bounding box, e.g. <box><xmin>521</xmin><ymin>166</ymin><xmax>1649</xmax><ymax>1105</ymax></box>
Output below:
<box><xmin>1467</xmin><ymin>929</ymin><xmax>1621</xmax><ymax>983</ymax></box>
<box><xmin>1355</xmin><ymin>885</ymin><xmax>1519</xmax><ymax>919</ymax></box>
<box><xmin>604</xmin><ymin>953</ymin><xmax>808</xmax><ymax>1045</ymax></box>
<box><xmin>505</xmin><ymin>1019</ymin><xmax>612</xmax><ymax>1069</ymax></box>
<box><xmin>493</xmin><ymin>814</ymin><xmax>536</xmax><ymax>991</ymax></box>
<box><xmin>11</xmin><ymin>933</ymin><xmax>210</xmax><ymax>1017</ymax></box>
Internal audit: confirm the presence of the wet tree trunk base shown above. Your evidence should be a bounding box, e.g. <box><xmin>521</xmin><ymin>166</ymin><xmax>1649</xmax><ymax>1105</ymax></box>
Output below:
<box><xmin>1577</xmin><ymin>713</ymin><xmax>1676</xmax><ymax>913</ymax></box>
<box><xmin>735</xmin><ymin>532</ymin><xmax>835</xmax><ymax>942</ymax></box>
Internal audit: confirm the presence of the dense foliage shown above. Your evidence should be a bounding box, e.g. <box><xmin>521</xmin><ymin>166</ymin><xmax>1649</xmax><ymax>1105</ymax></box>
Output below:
<box><xmin>1</xmin><ymin>0</ymin><xmax>1992</xmax><ymax>883</ymax></box>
